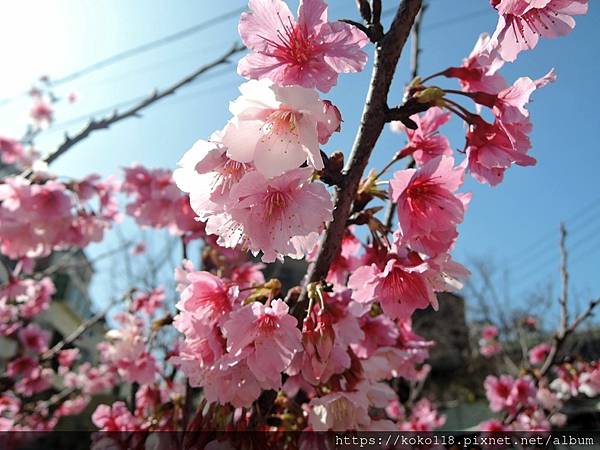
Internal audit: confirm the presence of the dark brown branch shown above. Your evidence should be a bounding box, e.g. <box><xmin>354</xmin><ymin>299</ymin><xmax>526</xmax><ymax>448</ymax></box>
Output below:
<box><xmin>295</xmin><ymin>0</ymin><xmax>423</xmax><ymax>316</ymax></box>
<box><xmin>25</xmin><ymin>43</ymin><xmax>244</xmax><ymax>174</ymax></box>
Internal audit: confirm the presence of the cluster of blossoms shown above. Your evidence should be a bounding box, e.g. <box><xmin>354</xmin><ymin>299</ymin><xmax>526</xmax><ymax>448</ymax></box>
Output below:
<box><xmin>122</xmin><ymin>165</ymin><xmax>205</xmax><ymax>239</ymax></box>
<box><xmin>0</xmin><ymin>174</ymin><xmax>119</xmax><ymax>259</ymax></box>
<box><xmin>170</xmin><ymin>257</ymin><xmax>440</xmax><ymax>430</ymax></box>
<box><xmin>175</xmin><ymin>0</ymin><xmax>371</xmax><ymax>262</ymax></box>
<box><xmin>480</xmin><ymin>358</ymin><xmax>600</xmax><ymax>432</ymax></box>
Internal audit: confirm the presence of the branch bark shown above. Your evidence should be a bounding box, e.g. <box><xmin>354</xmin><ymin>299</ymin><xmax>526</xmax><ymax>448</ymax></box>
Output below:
<box><xmin>23</xmin><ymin>43</ymin><xmax>244</xmax><ymax>175</ymax></box>
<box><xmin>295</xmin><ymin>0</ymin><xmax>423</xmax><ymax>311</ymax></box>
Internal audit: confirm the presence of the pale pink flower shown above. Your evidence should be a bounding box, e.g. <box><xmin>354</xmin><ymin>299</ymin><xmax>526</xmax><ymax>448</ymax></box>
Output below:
<box><xmin>528</xmin><ymin>342</ymin><xmax>551</xmax><ymax>365</ymax></box>
<box><xmin>308</xmin><ymin>389</ymin><xmax>371</xmax><ymax>431</ymax></box>
<box><xmin>224</xmin><ymin>167</ymin><xmax>333</xmax><ymax>262</ymax></box>
<box><xmin>348</xmin><ymin>250</ymin><xmax>437</xmax><ymax>321</ymax></box>
<box><xmin>174</xmin><ymin>136</ymin><xmax>253</xmax><ymax>219</ymax></box>
<box><xmin>490</xmin><ymin>0</ymin><xmax>588</xmax><ymax>62</ymax></box>
<box><xmin>391</xmin><ymin>156</ymin><xmax>470</xmax><ymax>257</ymax></box>
<box><xmin>238</xmin><ymin>0</ymin><xmax>369</xmax><ymax>92</ymax></box>
<box><xmin>443</xmin><ymin>33</ymin><xmax>507</xmax><ymax>94</ymax></box>
<box><xmin>390</xmin><ymin>107</ymin><xmax>453</xmax><ymax>166</ymax></box>
<box><xmin>221</xmin><ymin>299</ymin><xmax>302</xmax><ymax>388</ymax></box>
<box><xmin>221</xmin><ymin>79</ymin><xmax>340</xmax><ymax>177</ymax></box>
<box><xmin>18</xmin><ymin>323</ymin><xmax>50</xmax><ymax>353</ymax></box>
<box><xmin>203</xmin><ymin>362</ymin><xmax>263</xmax><ymax>408</ymax></box>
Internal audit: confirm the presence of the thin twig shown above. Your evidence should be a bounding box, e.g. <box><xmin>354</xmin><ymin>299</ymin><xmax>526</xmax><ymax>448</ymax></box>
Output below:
<box><xmin>559</xmin><ymin>223</ymin><xmax>569</xmax><ymax>334</ymax></box>
<box><xmin>22</xmin><ymin>43</ymin><xmax>244</xmax><ymax>175</ymax></box>
<box><xmin>41</xmin><ymin>302</ymin><xmax>111</xmax><ymax>361</ymax></box>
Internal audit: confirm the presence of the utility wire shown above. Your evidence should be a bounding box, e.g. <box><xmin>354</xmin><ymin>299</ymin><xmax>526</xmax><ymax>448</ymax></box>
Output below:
<box><xmin>0</xmin><ymin>6</ymin><xmax>246</xmax><ymax>106</ymax></box>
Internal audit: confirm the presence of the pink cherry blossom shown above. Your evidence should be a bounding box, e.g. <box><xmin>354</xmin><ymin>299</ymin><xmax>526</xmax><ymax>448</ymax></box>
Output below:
<box><xmin>92</xmin><ymin>401</ymin><xmax>142</xmax><ymax>431</ymax></box>
<box><xmin>348</xmin><ymin>250</ymin><xmax>437</xmax><ymax>321</ymax></box>
<box><xmin>222</xmin><ymin>167</ymin><xmax>333</xmax><ymax>262</ymax></box>
<box><xmin>221</xmin><ymin>299</ymin><xmax>302</xmax><ymax>388</ymax></box>
<box><xmin>484</xmin><ymin>374</ymin><xmax>515</xmax><ymax>412</ymax></box>
<box><xmin>529</xmin><ymin>342</ymin><xmax>551</xmax><ymax>365</ymax></box>
<box><xmin>390</xmin><ymin>107</ymin><xmax>453</xmax><ymax>166</ymax></box>
<box><xmin>490</xmin><ymin>0</ymin><xmax>588</xmax><ymax>62</ymax></box>
<box><xmin>221</xmin><ymin>79</ymin><xmax>340</xmax><ymax>177</ymax></box>
<box><xmin>98</xmin><ymin>312</ymin><xmax>157</xmax><ymax>384</ymax></box>
<box><xmin>470</xmin><ymin>69</ymin><xmax>556</xmax><ymax>124</ymax></box>
<box><xmin>131</xmin><ymin>287</ymin><xmax>165</xmax><ymax>315</ymax></box>
<box><xmin>18</xmin><ymin>323</ymin><xmax>50</xmax><ymax>353</ymax></box>
<box><xmin>287</xmin><ymin>290</ymin><xmax>363</xmax><ymax>386</ymax></box>
<box><xmin>481</xmin><ymin>325</ymin><xmax>499</xmax><ymax>341</ymax></box>
<box><xmin>399</xmin><ymin>399</ymin><xmax>446</xmax><ymax>431</ymax></box>
<box><xmin>123</xmin><ymin>165</ymin><xmax>202</xmax><ymax>237</ymax></box>
<box><xmin>308</xmin><ymin>389</ymin><xmax>371</xmax><ymax>431</ymax></box>
<box><xmin>176</xmin><ymin>270</ymin><xmax>237</xmax><ymax>327</ymax></box>
<box><xmin>466</xmin><ymin>116</ymin><xmax>536</xmax><ymax>186</ymax></box>
<box><xmin>57</xmin><ymin>348</ymin><xmax>80</xmax><ymax>368</ymax></box>
<box><xmin>30</xmin><ymin>99</ymin><xmax>53</xmax><ymax>128</ymax></box>
<box><xmin>0</xmin><ymin>136</ymin><xmax>25</xmax><ymax>165</ymax></box>
<box><xmin>238</xmin><ymin>0</ymin><xmax>369</xmax><ymax>92</ymax></box>
<box><xmin>443</xmin><ymin>33</ymin><xmax>507</xmax><ymax>94</ymax></box>
<box><xmin>174</xmin><ymin>136</ymin><xmax>253</xmax><ymax>220</ymax></box>
<box><xmin>480</xmin><ymin>342</ymin><xmax>502</xmax><ymax>357</ymax></box>
<box><xmin>390</xmin><ymin>156</ymin><xmax>470</xmax><ymax>256</ymax></box>
<box><xmin>0</xmin><ymin>176</ymin><xmax>117</xmax><ymax>258</ymax></box>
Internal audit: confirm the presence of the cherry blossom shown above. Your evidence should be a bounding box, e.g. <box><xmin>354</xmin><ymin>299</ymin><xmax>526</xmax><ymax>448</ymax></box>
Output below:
<box><xmin>238</xmin><ymin>0</ymin><xmax>369</xmax><ymax>92</ymax></box>
<box><xmin>442</xmin><ymin>33</ymin><xmax>507</xmax><ymax>94</ymax></box>
<box><xmin>390</xmin><ymin>107</ymin><xmax>453</xmax><ymax>166</ymax></box>
<box><xmin>221</xmin><ymin>299</ymin><xmax>302</xmax><ymax>388</ymax></box>
<box><xmin>490</xmin><ymin>0</ymin><xmax>589</xmax><ymax>62</ymax></box>
<box><xmin>221</xmin><ymin>79</ymin><xmax>340</xmax><ymax>178</ymax></box>
<box><xmin>528</xmin><ymin>342</ymin><xmax>551</xmax><ymax>365</ymax></box>
<box><xmin>220</xmin><ymin>167</ymin><xmax>333</xmax><ymax>262</ymax></box>
<box><xmin>17</xmin><ymin>323</ymin><xmax>50</xmax><ymax>353</ymax></box>
<box><xmin>348</xmin><ymin>249</ymin><xmax>437</xmax><ymax>321</ymax></box>
<box><xmin>466</xmin><ymin>116</ymin><xmax>536</xmax><ymax>186</ymax></box>
<box><xmin>390</xmin><ymin>156</ymin><xmax>470</xmax><ymax>256</ymax></box>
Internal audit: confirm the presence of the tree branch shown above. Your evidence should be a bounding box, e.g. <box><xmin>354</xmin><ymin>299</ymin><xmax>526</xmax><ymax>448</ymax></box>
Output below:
<box><xmin>24</xmin><ymin>43</ymin><xmax>244</xmax><ymax>174</ymax></box>
<box><xmin>295</xmin><ymin>0</ymin><xmax>423</xmax><ymax>315</ymax></box>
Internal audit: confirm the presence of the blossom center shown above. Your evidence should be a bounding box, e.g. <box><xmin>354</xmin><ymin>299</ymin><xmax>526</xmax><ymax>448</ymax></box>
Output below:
<box><xmin>263</xmin><ymin>110</ymin><xmax>299</xmax><ymax>137</ymax></box>
<box><xmin>263</xmin><ymin>188</ymin><xmax>290</xmax><ymax>218</ymax></box>
<box><xmin>257</xmin><ymin>313</ymin><xmax>278</xmax><ymax>333</ymax></box>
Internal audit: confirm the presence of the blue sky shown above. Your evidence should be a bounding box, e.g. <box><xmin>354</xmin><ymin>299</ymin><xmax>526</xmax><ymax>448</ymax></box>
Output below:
<box><xmin>0</xmin><ymin>0</ymin><xmax>598</xmax><ymax>319</ymax></box>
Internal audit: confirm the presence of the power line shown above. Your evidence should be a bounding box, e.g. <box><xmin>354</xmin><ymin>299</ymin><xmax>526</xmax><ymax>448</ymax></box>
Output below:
<box><xmin>0</xmin><ymin>5</ymin><xmax>245</xmax><ymax>106</ymax></box>
<box><xmin>41</xmin><ymin>66</ymin><xmax>236</xmax><ymax>135</ymax></box>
